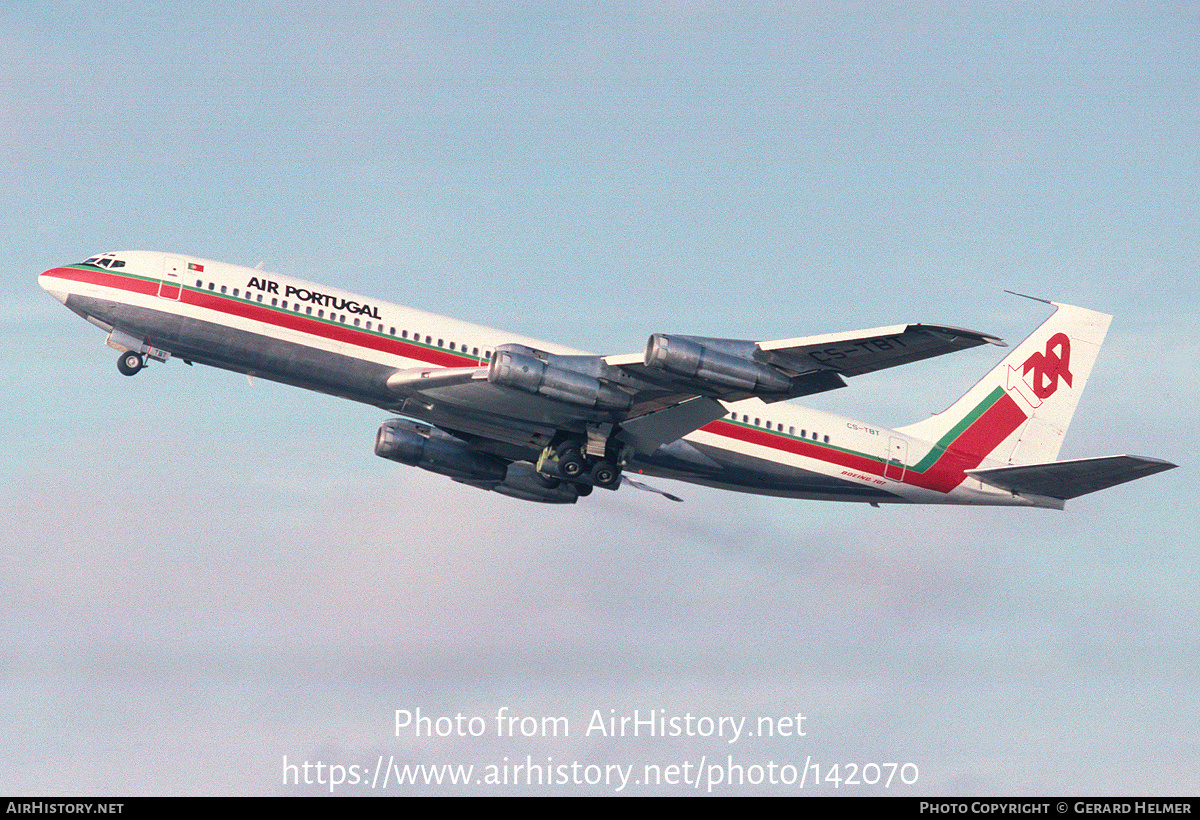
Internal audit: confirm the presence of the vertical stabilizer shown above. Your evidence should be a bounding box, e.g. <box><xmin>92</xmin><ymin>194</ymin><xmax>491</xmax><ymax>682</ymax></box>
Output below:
<box><xmin>896</xmin><ymin>300</ymin><xmax>1111</xmax><ymax>467</ymax></box>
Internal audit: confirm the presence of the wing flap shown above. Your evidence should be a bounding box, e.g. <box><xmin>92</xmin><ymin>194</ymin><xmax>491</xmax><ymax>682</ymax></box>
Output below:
<box><xmin>618</xmin><ymin>396</ymin><xmax>729</xmax><ymax>454</ymax></box>
<box><xmin>967</xmin><ymin>455</ymin><xmax>1176</xmax><ymax>500</ymax></box>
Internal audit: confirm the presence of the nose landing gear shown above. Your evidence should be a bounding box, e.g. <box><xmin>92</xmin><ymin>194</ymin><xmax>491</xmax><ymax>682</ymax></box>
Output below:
<box><xmin>117</xmin><ymin>351</ymin><xmax>144</xmax><ymax>376</ymax></box>
<box><xmin>106</xmin><ymin>329</ymin><xmax>171</xmax><ymax>376</ymax></box>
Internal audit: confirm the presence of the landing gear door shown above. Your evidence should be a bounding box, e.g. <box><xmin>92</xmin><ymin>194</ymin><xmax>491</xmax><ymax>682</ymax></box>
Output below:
<box><xmin>884</xmin><ymin>436</ymin><xmax>907</xmax><ymax>481</ymax></box>
<box><xmin>158</xmin><ymin>256</ymin><xmax>184</xmax><ymax>300</ymax></box>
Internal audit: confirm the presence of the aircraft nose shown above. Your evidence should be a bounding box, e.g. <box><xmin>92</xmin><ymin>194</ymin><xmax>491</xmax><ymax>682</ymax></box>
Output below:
<box><xmin>39</xmin><ymin>268</ymin><xmax>71</xmax><ymax>305</ymax></box>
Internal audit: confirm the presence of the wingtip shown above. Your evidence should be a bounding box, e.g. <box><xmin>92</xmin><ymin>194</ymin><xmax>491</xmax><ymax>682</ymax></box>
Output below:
<box><xmin>1130</xmin><ymin>456</ymin><xmax>1178</xmax><ymax>472</ymax></box>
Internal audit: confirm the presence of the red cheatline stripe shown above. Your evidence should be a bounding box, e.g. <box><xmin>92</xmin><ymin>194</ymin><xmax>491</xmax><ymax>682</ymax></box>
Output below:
<box><xmin>699</xmin><ymin>389</ymin><xmax>1028</xmax><ymax>494</ymax></box>
<box><xmin>43</xmin><ymin>266</ymin><xmax>480</xmax><ymax>369</ymax></box>
<box><xmin>914</xmin><ymin>392</ymin><xmax>1027</xmax><ymax>491</ymax></box>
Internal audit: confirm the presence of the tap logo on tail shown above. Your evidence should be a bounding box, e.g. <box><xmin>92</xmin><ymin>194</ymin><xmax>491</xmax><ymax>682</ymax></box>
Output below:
<box><xmin>1007</xmin><ymin>333</ymin><xmax>1072</xmax><ymax>408</ymax></box>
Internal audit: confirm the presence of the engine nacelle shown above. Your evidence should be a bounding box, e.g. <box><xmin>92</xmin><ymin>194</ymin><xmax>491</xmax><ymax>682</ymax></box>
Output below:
<box><xmin>490</xmin><ymin>461</ymin><xmax>581</xmax><ymax>504</ymax></box>
<box><xmin>644</xmin><ymin>334</ymin><xmax>792</xmax><ymax>394</ymax></box>
<box><xmin>488</xmin><ymin>344</ymin><xmax>631</xmax><ymax>411</ymax></box>
<box><xmin>374</xmin><ymin>418</ymin><xmax>507</xmax><ymax>482</ymax></box>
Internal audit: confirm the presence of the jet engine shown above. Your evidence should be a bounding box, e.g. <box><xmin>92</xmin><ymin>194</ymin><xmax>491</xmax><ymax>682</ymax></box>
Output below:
<box><xmin>488</xmin><ymin>344</ymin><xmax>631</xmax><ymax>411</ymax></box>
<box><xmin>374</xmin><ymin>418</ymin><xmax>507</xmax><ymax>482</ymax></box>
<box><xmin>644</xmin><ymin>334</ymin><xmax>792</xmax><ymax>394</ymax></box>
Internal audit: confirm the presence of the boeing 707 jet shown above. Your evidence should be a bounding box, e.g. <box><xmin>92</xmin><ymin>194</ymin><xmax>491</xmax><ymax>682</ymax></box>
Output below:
<box><xmin>39</xmin><ymin>251</ymin><xmax>1175</xmax><ymax>506</ymax></box>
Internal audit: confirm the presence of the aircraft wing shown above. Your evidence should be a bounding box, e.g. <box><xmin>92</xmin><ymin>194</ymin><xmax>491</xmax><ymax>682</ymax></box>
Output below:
<box><xmin>602</xmin><ymin>322</ymin><xmax>1004</xmax><ymax>408</ymax></box>
<box><xmin>753</xmin><ymin>323</ymin><xmax>1006</xmax><ymax>377</ymax></box>
<box><xmin>384</xmin><ymin>322</ymin><xmax>1004</xmax><ymax>456</ymax></box>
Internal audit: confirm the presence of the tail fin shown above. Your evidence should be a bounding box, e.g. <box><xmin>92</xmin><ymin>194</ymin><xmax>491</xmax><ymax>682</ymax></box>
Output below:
<box><xmin>896</xmin><ymin>299</ymin><xmax>1111</xmax><ymax>467</ymax></box>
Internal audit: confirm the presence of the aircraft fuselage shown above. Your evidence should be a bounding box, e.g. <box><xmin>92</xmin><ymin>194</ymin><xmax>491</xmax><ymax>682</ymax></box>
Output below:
<box><xmin>40</xmin><ymin>250</ymin><xmax>1172</xmax><ymax>507</ymax></box>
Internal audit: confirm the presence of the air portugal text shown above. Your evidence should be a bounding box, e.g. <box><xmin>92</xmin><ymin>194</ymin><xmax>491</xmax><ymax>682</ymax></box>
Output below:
<box><xmin>246</xmin><ymin>276</ymin><xmax>382</xmax><ymax>320</ymax></box>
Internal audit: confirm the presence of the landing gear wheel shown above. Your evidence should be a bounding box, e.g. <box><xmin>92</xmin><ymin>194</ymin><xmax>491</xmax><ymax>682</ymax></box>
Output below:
<box><xmin>557</xmin><ymin>447</ymin><xmax>585</xmax><ymax>479</ymax></box>
<box><xmin>590</xmin><ymin>460</ymin><xmax>620</xmax><ymax>489</ymax></box>
<box><xmin>117</xmin><ymin>351</ymin><xmax>144</xmax><ymax>376</ymax></box>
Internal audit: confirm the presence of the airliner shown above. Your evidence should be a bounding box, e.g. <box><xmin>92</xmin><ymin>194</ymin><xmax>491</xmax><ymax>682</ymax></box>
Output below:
<box><xmin>39</xmin><ymin>251</ymin><xmax>1174</xmax><ymax>506</ymax></box>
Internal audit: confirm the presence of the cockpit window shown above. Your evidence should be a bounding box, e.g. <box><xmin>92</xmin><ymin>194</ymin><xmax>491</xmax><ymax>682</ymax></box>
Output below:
<box><xmin>83</xmin><ymin>255</ymin><xmax>124</xmax><ymax>268</ymax></box>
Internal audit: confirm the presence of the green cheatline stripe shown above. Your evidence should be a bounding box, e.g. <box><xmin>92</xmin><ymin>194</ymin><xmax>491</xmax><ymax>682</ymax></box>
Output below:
<box><xmin>908</xmin><ymin>386</ymin><xmax>1005</xmax><ymax>473</ymax></box>
<box><xmin>724</xmin><ymin>387</ymin><xmax>1004</xmax><ymax>474</ymax></box>
<box><xmin>723</xmin><ymin>417</ymin><xmax>888</xmax><ymax>465</ymax></box>
<box><xmin>71</xmin><ymin>263</ymin><xmax>157</xmax><ymax>284</ymax></box>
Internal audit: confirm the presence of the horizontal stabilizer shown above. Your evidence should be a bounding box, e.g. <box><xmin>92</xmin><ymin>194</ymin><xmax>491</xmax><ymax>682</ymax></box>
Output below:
<box><xmin>967</xmin><ymin>455</ymin><xmax>1176</xmax><ymax>500</ymax></box>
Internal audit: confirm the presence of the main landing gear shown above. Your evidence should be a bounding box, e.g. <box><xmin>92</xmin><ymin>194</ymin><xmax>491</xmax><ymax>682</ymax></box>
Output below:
<box><xmin>117</xmin><ymin>351</ymin><xmax>144</xmax><ymax>376</ymax></box>
<box><xmin>536</xmin><ymin>440</ymin><xmax>622</xmax><ymax>492</ymax></box>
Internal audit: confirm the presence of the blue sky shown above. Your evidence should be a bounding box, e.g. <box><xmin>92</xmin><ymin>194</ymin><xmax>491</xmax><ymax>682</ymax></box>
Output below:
<box><xmin>3</xmin><ymin>1</ymin><xmax>1197</xmax><ymax>795</ymax></box>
